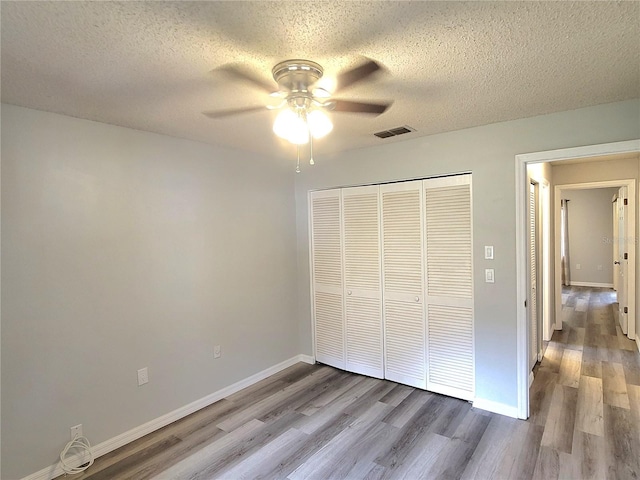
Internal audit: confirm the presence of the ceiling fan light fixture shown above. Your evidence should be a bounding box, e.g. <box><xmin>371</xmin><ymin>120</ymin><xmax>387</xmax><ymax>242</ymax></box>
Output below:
<box><xmin>307</xmin><ymin>110</ymin><xmax>333</xmax><ymax>139</ymax></box>
<box><xmin>273</xmin><ymin>108</ymin><xmax>309</xmax><ymax>145</ymax></box>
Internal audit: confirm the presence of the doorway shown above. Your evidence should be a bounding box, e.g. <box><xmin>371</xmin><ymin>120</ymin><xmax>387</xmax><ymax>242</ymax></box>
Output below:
<box><xmin>515</xmin><ymin>139</ymin><xmax>640</xmax><ymax>419</ymax></box>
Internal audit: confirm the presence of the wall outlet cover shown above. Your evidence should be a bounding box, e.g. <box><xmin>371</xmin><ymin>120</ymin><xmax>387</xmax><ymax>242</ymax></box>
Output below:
<box><xmin>137</xmin><ymin>367</ymin><xmax>149</xmax><ymax>386</ymax></box>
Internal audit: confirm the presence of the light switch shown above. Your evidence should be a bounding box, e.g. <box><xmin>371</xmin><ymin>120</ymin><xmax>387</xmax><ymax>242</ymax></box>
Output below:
<box><xmin>484</xmin><ymin>246</ymin><xmax>494</xmax><ymax>260</ymax></box>
<box><xmin>485</xmin><ymin>269</ymin><xmax>495</xmax><ymax>283</ymax></box>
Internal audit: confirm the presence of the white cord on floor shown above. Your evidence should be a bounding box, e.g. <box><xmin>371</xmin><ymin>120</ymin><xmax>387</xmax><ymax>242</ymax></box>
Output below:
<box><xmin>59</xmin><ymin>434</ymin><xmax>94</xmax><ymax>475</ymax></box>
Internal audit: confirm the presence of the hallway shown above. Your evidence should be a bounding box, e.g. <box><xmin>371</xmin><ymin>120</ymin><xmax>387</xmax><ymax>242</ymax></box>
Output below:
<box><xmin>529</xmin><ymin>286</ymin><xmax>640</xmax><ymax>479</ymax></box>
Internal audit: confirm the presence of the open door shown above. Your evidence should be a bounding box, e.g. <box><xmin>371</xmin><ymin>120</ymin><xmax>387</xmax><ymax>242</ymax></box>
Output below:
<box><xmin>616</xmin><ymin>186</ymin><xmax>629</xmax><ymax>334</ymax></box>
<box><xmin>529</xmin><ymin>182</ymin><xmax>541</xmax><ymax>371</ymax></box>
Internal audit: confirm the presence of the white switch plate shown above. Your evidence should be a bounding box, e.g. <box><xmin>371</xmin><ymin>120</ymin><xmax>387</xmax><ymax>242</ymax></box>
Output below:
<box><xmin>485</xmin><ymin>269</ymin><xmax>495</xmax><ymax>283</ymax></box>
<box><xmin>137</xmin><ymin>367</ymin><xmax>149</xmax><ymax>386</ymax></box>
<box><xmin>484</xmin><ymin>246</ymin><xmax>494</xmax><ymax>260</ymax></box>
<box><xmin>214</xmin><ymin>345</ymin><xmax>221</xmax><ymax>359</ymax></box>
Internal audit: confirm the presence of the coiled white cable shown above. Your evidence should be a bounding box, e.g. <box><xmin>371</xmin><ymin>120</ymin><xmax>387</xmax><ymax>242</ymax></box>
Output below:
<box><xmin>59</xmin><ymin>434</ymin><xmax>94</xmax><ymax>475</ymax></box>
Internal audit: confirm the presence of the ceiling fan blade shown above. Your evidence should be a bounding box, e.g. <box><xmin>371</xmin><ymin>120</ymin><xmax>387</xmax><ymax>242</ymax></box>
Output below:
<box><xmin>202</xmin><ymin>105</ymin><xmax>267</xmax><ymax>119</ymax></box>
<box><xmin>331</xmin><ymin>99</ymin><xmax>391</xmax><ymax>115</ymax></box>
<box><xmin>334</xmin><ymin>59</ymin><xmax>382</xmax><ymax>92</ymax></box>
<box><xmin>213</xmin><ymin>64</ymin><xmax>276</xmax><ymax>94</ymax></box>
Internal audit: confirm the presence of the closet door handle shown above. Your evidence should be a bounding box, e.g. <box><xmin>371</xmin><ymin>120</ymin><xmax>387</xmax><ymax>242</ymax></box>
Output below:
<box><xmin>415</xmin><ymin>296</ymin><xmax>420</xmax><ymax>302</ymax></box>
<box><xmin>347</xmin><ymin>290</ymin><xmax>352</xmax><ymax>295</ymax></box>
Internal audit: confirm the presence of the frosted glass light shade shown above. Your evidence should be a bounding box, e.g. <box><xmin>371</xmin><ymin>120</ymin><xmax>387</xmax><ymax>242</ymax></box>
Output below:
<box><xmin>273</xmin><ymin>109</ymin><xmax>309</xmax><ymax>145</ymax></box>
<box><xmin>307</xmin><ymin>110</ymin><xmax>333</xmax><ymax>139</ymax></box>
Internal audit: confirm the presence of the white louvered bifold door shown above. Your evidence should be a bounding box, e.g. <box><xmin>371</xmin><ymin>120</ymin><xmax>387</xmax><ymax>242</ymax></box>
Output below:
<box><xmin>342</xmin><ymin>186</ymin><xmax>383</xmax><ymax>378</ymax></box>
<box><xmin>310</xmin><ymin>189</ymin><xmax>345</xmax><ymax>369</ymax></box>
<box><xmin>424</xmin><ymin>175</ymin><xmax>474</xmax><ymax>400</ymax></box>
<box><xmin>381</xmin><ymin>181</ymin><xmax>426</xmax><ymax>389</ymax></box>
<box><xmin>529</xmin><ymin>183</ymin><xmax>538</xmax><ymax>370</ymax></box>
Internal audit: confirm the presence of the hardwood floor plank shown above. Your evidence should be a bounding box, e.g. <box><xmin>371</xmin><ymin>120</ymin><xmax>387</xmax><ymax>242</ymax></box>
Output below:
<box><xmin>374</xmin><ymin>394</ymin><xmax>448</xmax><ymax>468</ymax></box>
<box><xmin>571</xmin><ymin>431</ymin><xmax>607</xmax><ymax>480</ymax></box>
<box><xmin>602</xmin><ymin>361</ymin><xmax>630</xmax><ymax>409</ymax></box>
<box><xmin>531</xmin><ymin>445</ymin><xmax>560</xmax><ymax>480</ymax></box>
<box><xmin>287</xmin><ymin>401</ymin><xmax>391</xmax><ymax>480</ymax></box>
<box><xmin>213</xmin><ymin>427</ymin><xmax>307</xmax><ymax>480</ymax></box>
<box><xmin>540</xmin><ymin>384</ymin><xmax>578</xmax><ymax>454</ymax></box>
<box><xmin>575</xmin><ymin>375</ymin><xmax>604</xmax><ymax>437</ymax></box>
<box><xmin>459</xmin><ymin>415</ymin><xmax>521</xmax><ymax>480</ymax></box>
<box><xmin>604</xmin><ymin>404</ymin><xmax>640</xmax><ymax>479</ymax></box>
<box><xmin>296</xmin><ymin>374</ymin><xmax>365</xmax><ymax>416</ymax></box>
<box><xmin>558</xmin><ymin>348</ymin><xmax>582</xmax><ymax>388</ymax></box>
<box><xmin>149</xmin><ymin>418</ymin><xmax>264</xmax><ymax>480</ymax></box>
<box><xmin>581</xmin><ymin>345</ymin><xmax>603</xmax><ymax>378</ymax></box>
<box><xmin>620</xmin><ymin>349</ymin><xmax>640</xmax><ymax>386</ymax></box>
<box><xmin>217</xmin><ymin>366</ymin><xmax>334</xmax><ymax>432</ymax></box>
<box><xmin>378</xmin><ymin>383</ymin><xmax>414</xmax><ymax>407</ymax></box>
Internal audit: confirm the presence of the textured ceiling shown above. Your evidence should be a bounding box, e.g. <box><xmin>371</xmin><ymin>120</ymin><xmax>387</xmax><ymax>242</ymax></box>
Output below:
<box><xmin>2</xmin><ymin>1</ymin><xmax>639</xmax><ymax>161</ymax></box>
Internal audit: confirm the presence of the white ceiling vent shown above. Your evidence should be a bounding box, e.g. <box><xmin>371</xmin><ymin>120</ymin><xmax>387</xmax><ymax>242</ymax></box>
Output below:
<box><xmin>374</xmin><ymin>126</ymin><xmax>415</xmax><ymax>139</ymax></box>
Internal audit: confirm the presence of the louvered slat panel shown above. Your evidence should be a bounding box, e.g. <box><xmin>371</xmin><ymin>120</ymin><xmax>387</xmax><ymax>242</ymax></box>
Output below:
<box><xmin>382</xmin><ymin>189</ymin><xmax>423</xmax><ymax>296</ymax></box>
<box><xmin>344</xmin><ymin>192</ymin><xmax>380</xmax><ymax>290</ymax></box>
<box><xmin>346</xmin><ymin>296</ymin><xmax>383</xmax><ymax>377</ymax></box>
<box><xmin>427</xmin><ymin>304</ymin><xmax>474</xmax><ymax>399</ymax></box>
<box><xmin>381</xmin><ymin>181</ymin><xmax>425</xmax><ymax>389</ymax></box>
<box><xmin>313</xmin><ymin>196</ymin><xmax>342</xmax><ymax>287</ymax></box>
<box><xmin>424</xmin><ymin>175</ymin><xmax>474</xmax><ymax>400</ymax></box>
<box><xmin>311</xmin><ymin>190</ymin><xmax>344</xmax><ymax>369</ymax></box>
<box><xmin>343</xmin><ymin>186</ymin><xmax>383</xmax><ymax>378</ymax></box>
<box><xmin>384</xmin><ymin>299</ymin><xmax>426</xmax><ymax>388</ymax></box>
<box><xmin>425</xmin><ymin>185</ymin><xmax>472</xmax><ymax>299</ymax></box>
<box><xmin>530</xmin><ymin>183</ymin><xmax>538</xmax><ymax>369</ymax></box>
<box><xmin>315</xmin><ymin>291</ymin><xmax>345</xmax><ymax>365</ymax></box>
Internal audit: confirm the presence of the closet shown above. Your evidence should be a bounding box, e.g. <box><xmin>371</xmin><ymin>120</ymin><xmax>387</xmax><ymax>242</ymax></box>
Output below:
<box><xmin>310</xmin><ymin>174</ymin><xmax>474</xmax><ymax>401</ymax></box>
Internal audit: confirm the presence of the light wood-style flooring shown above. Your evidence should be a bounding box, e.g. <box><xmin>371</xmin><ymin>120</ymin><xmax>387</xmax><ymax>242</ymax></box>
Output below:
<box><xmin>65</xmin><ymin>286</ymin><xmax>640</xmax><ymax>479</ymax></box>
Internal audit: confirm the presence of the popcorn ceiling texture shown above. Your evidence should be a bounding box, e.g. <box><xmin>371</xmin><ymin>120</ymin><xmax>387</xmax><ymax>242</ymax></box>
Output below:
<box><xmin>1</xmin><ymin>1</ymin><xmax>639</xmax><ymax>159</ymax></box>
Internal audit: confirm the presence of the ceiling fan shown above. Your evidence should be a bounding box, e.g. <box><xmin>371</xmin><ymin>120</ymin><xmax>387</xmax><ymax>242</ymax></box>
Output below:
<box><xmin>203</xmin><ymin>59</ymin><xmax>392</xmax><ymax>172</ymax></box>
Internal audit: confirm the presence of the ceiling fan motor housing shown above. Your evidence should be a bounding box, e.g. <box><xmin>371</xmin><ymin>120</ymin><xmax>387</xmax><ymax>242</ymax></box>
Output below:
<box><xmin>272</xmin><ymin>60</ymin><xmax>323</xmax><ymax>95</ymax></box>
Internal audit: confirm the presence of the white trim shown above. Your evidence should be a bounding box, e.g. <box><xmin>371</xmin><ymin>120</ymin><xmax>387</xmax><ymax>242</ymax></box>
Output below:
<box><xmin>529</xmin><ymin>371</ymin><xmax>535</xmax><ymax>387</ymax></box>
<box><xmin>569</xmin><ymin>281</ymin><xmax>614</xmax><ymax>288</ymax></box>
<box><xmin>515</xmin><ymin>140</ymin><xmax>640</xmax><ymax>422</ymax></box>
<box><xmin>20</xmin><ymin>355</ymin><xmax>312</xmax><ymax>480</ymax></box>
<box><xmin>636</xmin><ymin>336</ymin><xmax>640</xmax><ymax>353</ymax></box>
<box><xmin>473</xmin><ymin>397</ymin><xmax>519</xmax><ymax>419</ymax></box>
<box><xmin>299</xmin><ymin>354</ymin><xmax>315</xmax><ymax>364</ymax></box>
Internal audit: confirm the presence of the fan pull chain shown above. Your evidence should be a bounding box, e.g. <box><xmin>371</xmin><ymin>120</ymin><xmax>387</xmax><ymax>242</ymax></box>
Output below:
<box><xmin>296</xmin><ymin>146</ymin><xmax>301</xmax><ymax>174</ymax></box>
<box><xmin>309</xmin><ymin>135</ymin><xmax>315</xmax><ymax>166</ymax></box>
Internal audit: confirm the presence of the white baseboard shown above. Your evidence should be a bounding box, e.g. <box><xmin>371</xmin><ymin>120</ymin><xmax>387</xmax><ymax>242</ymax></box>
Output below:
<box><xmin>636</xmin><ymin>336</ymin><xmax>640</xmax><ymax>353</ymax></box>
<box><xmin>299</xmin><ymin>354</ymin><xmax>315</xmax><ymax>364</ymax></box>
<box><xmin>569</xmin><ymin>281</ymin><xmax>614</xmax><ymax>288</ymax></box>
<box><xmin>473</xmin><ymin>397</ymin><xmax>520</xmax><ymax>419</ymax></box>
<box><xmin>21</xmin><ymin>354</ymin><xmax>313</xmax><ymax>480</ymax></box>
<box><xmin>529</xmin><ymin>371</ymin><xmax>535</xmax><ymax>387</ymax></box>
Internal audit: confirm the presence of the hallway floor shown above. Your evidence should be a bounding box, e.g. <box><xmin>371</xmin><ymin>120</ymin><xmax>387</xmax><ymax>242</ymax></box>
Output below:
<box><xmin>529</xmin><ymin>286</ymin><xmax>640</xmax><ymax>479</ymax></box>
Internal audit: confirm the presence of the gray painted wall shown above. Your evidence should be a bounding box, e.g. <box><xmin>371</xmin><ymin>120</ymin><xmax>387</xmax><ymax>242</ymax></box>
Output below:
<box><xmin>294</xmin><ymin>99</ymin><xmax>640</xmax><ymax>410</ymax></box>
<box><xmin>562</xmin><ymin>188</ymin><xmax>618</xmax><ymax>285</ymax></box>
<box><xmin>1</xmin><ymin>105</ymin><xmax>299</xmax><ymax>479</ymax></box>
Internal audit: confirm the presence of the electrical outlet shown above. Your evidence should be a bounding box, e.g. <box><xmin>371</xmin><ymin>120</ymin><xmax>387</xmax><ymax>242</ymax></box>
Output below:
<box><xmin>137</xmin><ymin>367</ymin><xmax>149</xmax><ymax>386</ymax></box>
<box><xmin>70</xmin><ymin>424</ymin><xmax>83</xmax><ymax>440</ymax></box>
<box><xmin>597</xmin><ymin>264</ymin><xmax>603</xmax><ymax>271</ymax></box>
<box><xmin>214</xmin><ymin>345</ymin><xmax>221</xmax><ymax>359</ymax></box>
<box><xmin>576</xmin><ymin>263</ymin><xmax>581</xmax><ymax>270</ymax></box>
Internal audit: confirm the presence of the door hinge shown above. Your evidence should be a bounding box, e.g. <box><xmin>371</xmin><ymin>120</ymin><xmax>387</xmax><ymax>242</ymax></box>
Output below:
<box><xmin>624</xmin><ymin>198</ymin><xmax>628</xmax><ymax>205</ymax></box>
<box><xmin>624</xmin><ymin>306</ymin><xmax>628</xmax><ymax>314</ymax></box>
<box><xmin>624</xmin><ymin>253</ymin><xmax>628</xmax><ymax>260</ymax></box>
